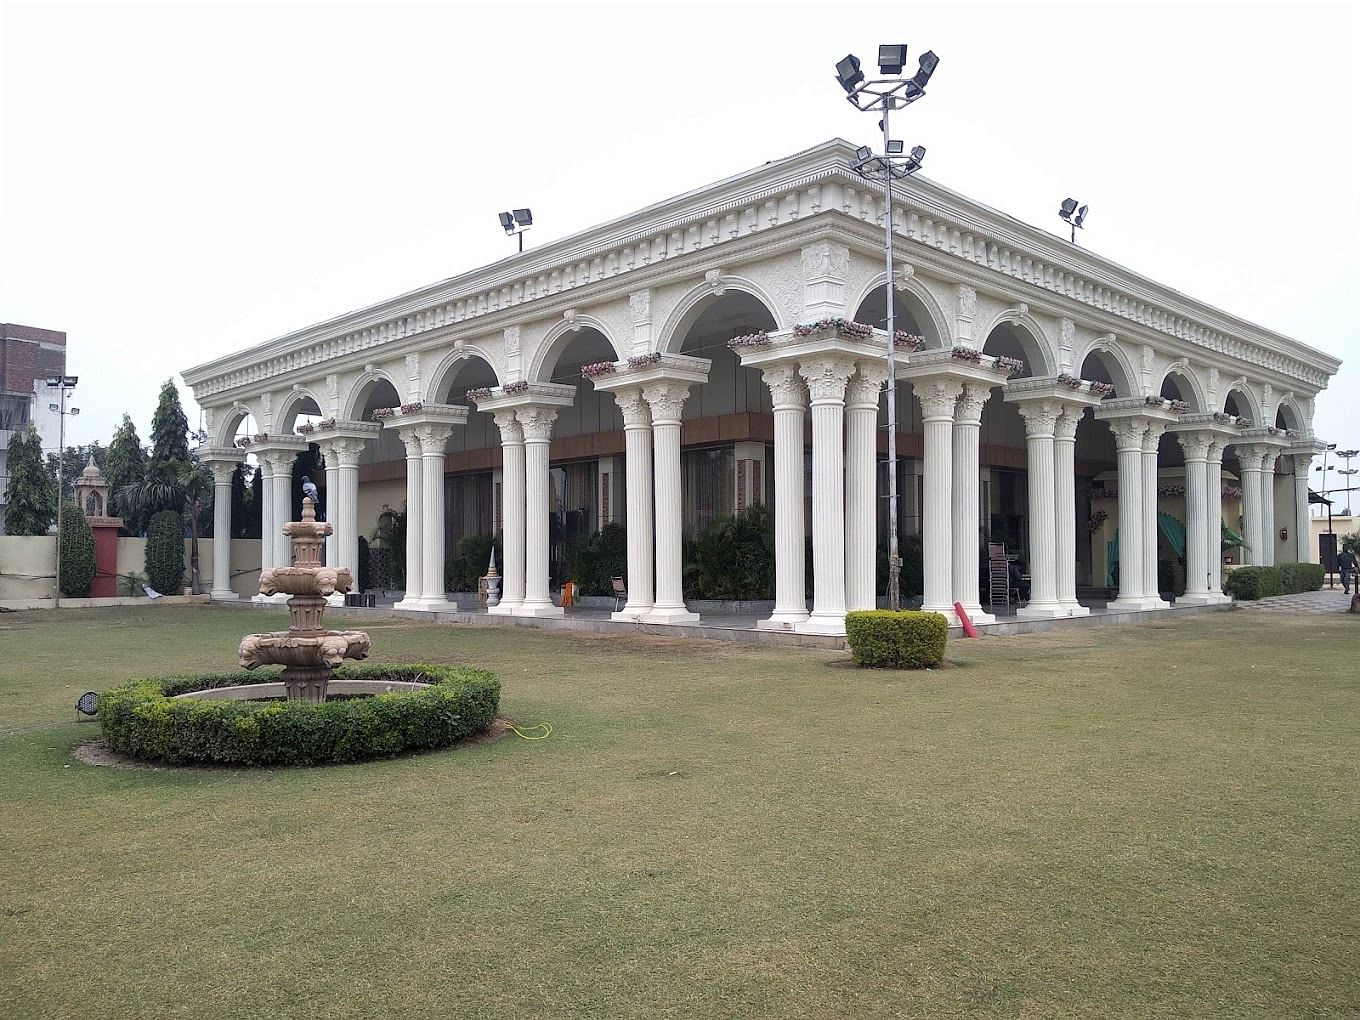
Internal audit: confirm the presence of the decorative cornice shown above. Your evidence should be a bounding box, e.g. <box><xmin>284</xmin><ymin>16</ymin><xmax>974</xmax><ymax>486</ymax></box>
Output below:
<box><xmin>469</xmin><ymin>382</ymin><xmax>576</xmax><ymax>414</ymax></box>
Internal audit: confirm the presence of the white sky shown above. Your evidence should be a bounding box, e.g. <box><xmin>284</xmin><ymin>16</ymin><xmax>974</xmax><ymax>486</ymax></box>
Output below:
<box><xmin>2</xmin><ymin>0</ymin><xmax>1357</xmax><ymax>462</ymax></box>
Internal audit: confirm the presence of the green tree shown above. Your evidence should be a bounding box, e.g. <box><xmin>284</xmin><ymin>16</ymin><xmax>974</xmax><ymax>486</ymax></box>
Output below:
<box><xmin>149</xmin><ymin>378</ymin><xmax>191</xmax><ymax>471</ymax></box>
<box><xmin>58</xmin><ymin>502</ymin><xmax>96</xmax><ymax>597</ymax></box>
<box><xmin>118</xmin><ymin>461</ymin><xmax>213</xmax><ymax>593</ymax></box>
<box><xmin>244</xmin><ymin>463</ymin><xmax>263</xmax><ymax>538</ymax></box>
<box><xmin>1341</xmin><ymin>532</ymin><xmax>1360</xmax><ymax>557</ymax></box>
<box><xmin>3</xmin><ymin>427</ymin><xmax>56</xmax><ymax>535</ymax></box>
<box><xmin>145</xmin><ymin>509</ymin><xmax>185</xmax><ymax>595</ymax></box>
<box><xmin>106</xmin><ymin>414</ymin><xmax>148</xmax><ymax>534</ymax></box>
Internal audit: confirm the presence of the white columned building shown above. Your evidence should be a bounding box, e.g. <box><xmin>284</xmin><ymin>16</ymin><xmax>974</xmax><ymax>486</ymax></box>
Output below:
<box><xmin>179</xmin><ymin>140</ymin><xmax>1339</xmax><ymax>630</ymax></box>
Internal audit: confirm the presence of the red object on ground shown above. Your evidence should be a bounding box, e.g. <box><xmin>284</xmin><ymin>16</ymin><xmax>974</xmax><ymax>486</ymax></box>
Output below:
<box><xmin>954</xmin><ymin>601</ymin><xmax>978</xmax><ymax>638</ymax></box>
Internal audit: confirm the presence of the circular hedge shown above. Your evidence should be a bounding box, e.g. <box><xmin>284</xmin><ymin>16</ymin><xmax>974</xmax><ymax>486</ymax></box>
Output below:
<box><xmin>98</xmin><ymin>663</ymin><xmax>500</xmax><ymax>767</ymax></box>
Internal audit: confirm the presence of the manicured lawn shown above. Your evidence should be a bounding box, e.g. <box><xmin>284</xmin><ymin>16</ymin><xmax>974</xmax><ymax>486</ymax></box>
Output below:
<box><xmin>1</xmin><ymin>606</ymin><xmax>1356</xmax><ymax>1018</ymax></box>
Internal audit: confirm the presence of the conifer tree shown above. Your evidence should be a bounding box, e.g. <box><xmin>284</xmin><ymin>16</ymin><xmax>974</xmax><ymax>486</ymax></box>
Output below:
<box><xmin>149</xmin><ymin>378</ymin><xmax>190</xmax><ymax>471</ymax></box>
<box><xmin>3</xmin><ymin>427</ymin><xmax>56</xmax><ymax>535</ymax></box>
<box><xmin>106</xmin><ymin>414</ymin><xmax>148</xmax><ymax>534</ymax></box>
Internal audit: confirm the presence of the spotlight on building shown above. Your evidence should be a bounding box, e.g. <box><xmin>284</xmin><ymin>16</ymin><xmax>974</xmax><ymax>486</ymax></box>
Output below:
<box><xmin>910</xmin><ymin>145</ymin><xmax>926</xmax><ymax>163</ymax></box>
<box><xmin>855</xmin><ymin>145</ymin><xmax>873</xmax><ymax>162</ymax></box>
<box><xmin>498</xmin><ymin>211</ymin><xmax>515</xmax><ymax>233</ymax></box>
<box><xmin>513</xmin><ymin>208</ymin><xmax>533</xmax><ymax>227</ymax></box>
<box><xmin>886</xmin><ymin>139</ymin><xmax>904</xmax><ymax>154</ymax></box>
<box><xmin>498</xmin><ymin>208</ymin><xmax>533</xmax><ymax>252</ymax></box>
<box><xmin>1059</xmin><ymin>198</ymin><xmax>1088</xmax><ymax>243</ymax></box>
<box><xmin>878</xmin><ymin>44</ymin><xmax>907</xmax><ymax>75</ymax></box>
<box><xmin>835</xmin><ymin>54</ymin><xmax>864</xmax><ymax>93</ymax></box>
<box><xmin>912</xmin><ymin>50</ymin><xmax>939</xmax><ymax>89</ymax></box>
<box><xmin>1059</xmin><ymin>198</ymin><xmax>1078</xmax><ymax>219</ymax></box>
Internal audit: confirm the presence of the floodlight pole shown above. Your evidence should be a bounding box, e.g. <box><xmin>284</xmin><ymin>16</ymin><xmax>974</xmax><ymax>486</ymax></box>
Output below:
<box><xmin>879</xmin><ymin>101</ymin><xmax>902</xmax><ymax>610</ymax></box>
<box><xmin>48</xmin><ymin>379</ymin><xmax>75</xmax><ymax>609</ymax></box>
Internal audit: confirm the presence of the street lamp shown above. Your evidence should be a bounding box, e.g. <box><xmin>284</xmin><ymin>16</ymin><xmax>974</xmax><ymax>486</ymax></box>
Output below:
<box><xmin>835</xmin><ymin>42</ymin><xmax>939</xmax><ymax>610</ymax></box>
<box><xmin>1058</xmin><ymin>198</ymin><xmax>1089</xmax><ymax>244</ymax></box>
<box><xmin>497</xmin><ymin>208</ymin><xmax>533</xmax><ymax>253</ymax></box>
<box><xmin>45</xmin><ymin>375</ymin><xmax>79</xmax><ymax>608</ymax></box>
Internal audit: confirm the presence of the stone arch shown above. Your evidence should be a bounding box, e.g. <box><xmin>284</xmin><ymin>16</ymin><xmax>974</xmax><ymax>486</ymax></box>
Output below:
<box><xmin>213</xmin><ymin>402</ymin><xmax>257</xmax><ymax>447</ymax></box>
<box><xmin>979</xmin><ymin>312</ymin><xmax>1056</xmax><ymax>378</ymax></box>
<box><xmin>424</xmin><ymin>345</ymin><xmax>502</xmax><ymax>403</ymax></box>
<box><xmin>1156</xmin><ymin>362</ymin><xmax>1207</xmax><ymax>412</ymax></box>
<box><xmin>528</xmin><ymin>315</ymin><xmax>623</xmax><ymax>384</ymax></box>
<box><xmin>1222</xmin><ymin>379</ymin><xmax>1262</xmax><ymax>424</ymax></box>
<box><xmin>342</xmin><ymin>369</ymin><xmax>402</xmax><ymax>421</ymax></box>
<box><xmin>275</xmin><ymin>386</ymin><xmax>326</xmax><ymax>435</ymax></box>
<box><xmin>850</xmin><ymin>272</ymin><xmax>950</xmax><ymax>348</ymax></box>
<box><xmin>1273</xmin><ymin>394</ymin><xmax>1304</xmax><ymax>432</ymax></box>
<box><xmin>656</xmin><ymin>275</ymin><xmax>786</xmax><ymax>355</ymax></box>
<box><xmin>1075</xmin><ymin>338</ymin><xmax>1138</xmax><ymax>397</ymax></box>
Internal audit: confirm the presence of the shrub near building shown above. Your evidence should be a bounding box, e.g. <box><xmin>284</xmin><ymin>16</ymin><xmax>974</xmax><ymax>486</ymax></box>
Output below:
<box><xmin>845</xmin><ymin>610</ymin><xmax>948</xmax><ymax>669</ymax></box>
<box><xmin>1224</xmin><ymin>563</ymin><xmax>1324</xmax><ymax>601</ymax></box>
<box><xmin>58</xmin><ymin>503</ymin><xmax>96</xmax><ymax>597</ymax></box>
<box><xmin>145</xmin><ymin>509</ymin><xmax>185</xmax><ymax>595</ymax></box>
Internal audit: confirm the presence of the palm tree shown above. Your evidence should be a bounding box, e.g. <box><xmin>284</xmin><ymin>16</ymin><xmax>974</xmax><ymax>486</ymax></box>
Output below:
<box><xmin>117</xmin><ymin>460</ymin><xmax>214</xmax><ymax>593</ymax></box>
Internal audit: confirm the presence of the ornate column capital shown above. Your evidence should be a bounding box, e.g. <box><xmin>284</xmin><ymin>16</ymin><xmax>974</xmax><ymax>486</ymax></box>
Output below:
<box><xmin>1292</xmin><ymin>453</ymin><xmax>1313</xmax><ymax>479</ymax></box>
<box><xmin>916</xmin><ymin>378</ymin><xmax>964</xmax><ymax>421</ymax></box>
<box><xmin>641</xmin><ymin>382</ymin><xmax>690</xmax><ymax>425</ymax></box>
<box><xmin>258</xmin><ymin>448</ymin><xmax>297</xmax><ymax>473</ymax></box>
<box><xmin>798</xmin><ymin>356</ymin><xmax>856</xmax><ymax>405</ymax></box>
<box><xmin>1054</xmin><ymin>406</ymin><xmax>1082</xmax><ymax>441</ymax></box>
<box><xmin>517</xmin><ymin>405</ymin><xmax>559</xmax><ymax>442</ymax></box>
<box><xmin>1260</xmin><ymin>448</ymin><xmax>1281</xmax><ymax>472</ymax></box>
<box><xmin>491</xmin><ymin>409</ymin><xmax>523</xmax><ymax>445</ymax></box>
<box><xmin>1107</xmin><ymin>418</ymin><xmax>1149</xmax><ymax>452</ymax></box>
<box><xmin>1207</xmin><ymin>437</ymin><xmax>1227</xmax><ymax>464</ymax></box>
<box><xmin>207</xmin><ymin>460</ymin><xmax>237</xmax><ymax>486</ymax></box>
<box><xmin>317</xmin><ymin>435</ymin><xmax>367</xmax><ymax>468</ymax></box>
<box><xmin>415</xmin><ymin>422</ymin><xmax>454</xmax><ymax>453</ymax></box>
<box><xmin>846</xmin><ymin>361</ymin><xmax>888</xmax><ymax>410</ymax></box>
<box><xmin>954</xmin><ymin>381</ymin><xmax>993</xmax><ymax>426</ymax></box>
<box><xmin>1234</xmin><ymin>443</ymin><xmax>1269</xmax><ymax>472</ymax></box>
<box><xmin>395</xmin><ymin>425</ymin><xmax>423</xmax><ymax>457</ymax></box>
<box><xmin>1176</xmin><ymin>430</ymin><xmax>1214</xmax><ymax>462</ymax></box>
<box><xmin>761</xmin><ymin>365</ymin><xmax>807</xmax><ymax>410</ymax></box>
<box><xmin>613</xmin><ymin>386</ymin><xmax>652</xmax><ymax>429</ymax></box>
<box><xmin>1141</xmin><ymin>421</ymin><xmax>1167</xmax><ymax>454</ymax></box>
<box><xmin>1015</xmin><ymin>398</ymin><xmax>1064</xmax><ymax>439</ymax></box>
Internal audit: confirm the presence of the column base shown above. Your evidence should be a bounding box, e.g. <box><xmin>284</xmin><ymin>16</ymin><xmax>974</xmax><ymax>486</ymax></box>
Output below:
<box><xmin>1109</xmin><ymin>596</ymin><xmax>1160</xmax><ymax>612</ymax></box>
<box><xmin>644</xmin><ymin>606</ymin><xmax>700</xmax><ymax>625</ymax></box>
<box><xmin>794</xmin><ymin>612</ymin><xmax>846</xmax><ymax>636</ymax></box>
<box><xmin>920</xmin><ymin>603</ymin><xmax>961</xmax><ymax>627</ymax></box>
<box><xmin>611</xmin><ymin>604</ymin><xmax>654</xmax><ymax>622</ymax></box>
<box><xmin>516</xmin><ymin>601</ymin><xmax>564</xmax><ymax>618</ymax></box>
<box><xmin>487</xmin><ymin>601</ymin><xmax>523</xmax><ymax>616</ymax></box>
<box><xmin>1057</xmin><ymin>602</ymin><xmax>1091</xmax><ymax>617</ymax></box>
<box><xmin>757</xmin><ymin>610</ymin><xmax>810</xmax><ymax>631</ymax></box>
<box><xmin>954</xmin><ymin>603</ymin><xmax>996</xmax><ymax>626</ymax></box>
<box><xmin>1016</xmin><ymin>601</ymin><xmax>1068</xmax><ymax>620</ymax></box>
<box><xmin>210</xmin><ymin>590</ymin><xmax>239</xmax><ymax>602</ymax></box>
<box><xmin>393</xmin><ymin>597</ymin><xmax>457</xmax><ymax>613</ymax></box>
<box><xmin>1176</xmin><ymin>591</ymin><xmax>1230</xmax><ymax>606</ymax></box>
<box><xmin>325</xmin><ymin>593</ymin><xmax>345</xmax><ymax>607</ymax></box>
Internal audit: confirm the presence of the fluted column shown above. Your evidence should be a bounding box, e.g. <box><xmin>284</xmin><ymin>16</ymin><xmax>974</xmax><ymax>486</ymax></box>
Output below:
<box><xmin>489</xmin><ymin>411</ymin><xmax>524</xmax><ymax>615</ymax></box>
<box><xmin>251</xmin><ymin>456</ymin><xmax>276</xmax><ymax>602</ymax></box>
<box><xmin>323</xmin><ymin>455</ymin><xmax>339</xmax><ymax>566</ymax></box>
<box><xmin>317</xmin><ymin>436</ymin><xmax>366</xmax><ymax>592</ymax></box>
<box><xmin>1177</xmin><ymin>432</ymin><xmax>1213</xmax><ymax>602</ymax></box>
<box><xmin>518</xmin><ymin>406</ymin><xmax>563</xmax><ymax>617</ymax></box>
<box><xmin>795</xmin><ymin>357</ymin><xmax>856</xmax><ymax>635</ymax></box>
<box><xmin>416</xmin><ymin>424</ymin><xmax>454</xmax><ymax>610</ymax></box>
<box><xmin>1016</xmin><ymin>400</ymin><xmax>1064</xmax><ymax>619</ymax></box>
<box><xmin>845</xmin><ymin>362</ymin><xmax>886</xmax><ymax>613</ymax></box>
<box><xmin>1053</xmin><ymin>406</ymin><xmax>1087</xmax><ymax>616</ymax></box>
<box><xmin>1142</xmin><ymin>423</ymin><xmax>1168</xmax><ymax>607</ymax></box>
<box><xmin>270</xmin><ymin>451</ymin><xmax>293</xmax><ymax>568</ymax></box>
<box><xmin>1236</xmin><ymin>444</ymin><xmax>1267</xmax><ymax>566</ymax></box>
<box><xmin>1293</xmin><ymin>455</ymin><xmax>1313</xmax><ymax>564</ymax></box>
<box><xmin>392</xmin><ymin>430</ymin><xmax>424</xmax><ymax>611</ymax></box>
<box><xmin>1206</xmin><ymin>439</ymin><xmax>1227</xmax><ymax>598</ymax></box>
<box><xmin>612</xmin><ymin>389</ymin><xmax>654</xmax><ymax>620</ymax></box>
<box><xmin>758</xmin><ymin>365</ymin><xmax>809</xmax><ymax>631</ymax></box>
<box><xmin>207</xmin><ymin>460</ymin><xmax>238</xmax><ymax>600</ymax></box>
<box><xmin>1109</xmin><ymin>419</ymin><xmax>1148</xmax><ymax>610</ymax></box>
<box><xmin>642</xmin><ymin>383</ymin><xmax>698</xmax><ymax>624</ymax></box>
<box><xmin>952</xmin><ymin>382</ymin><xmax>994</xmax><ymax>623</ymax></box>
<box><xmin>1259</xmin><ymin>449</ymin><xmax>1280</xmax><ymax>566</ymax></box>
<box><xmin>916</xmin><ymin>379</ymin><xmax>964</xmax><ymax>624</ymax></box>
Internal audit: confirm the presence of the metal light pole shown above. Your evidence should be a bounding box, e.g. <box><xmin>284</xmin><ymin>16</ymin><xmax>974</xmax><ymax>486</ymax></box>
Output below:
<box><xmin>46</xmin><ymin>375</ymin><xmax>79</xmax><ymax>608</ymax></box>
<box><xmin>835</xmin><ymin>44</ymin><xmax>938</xmax><ymax>609</ymax></box>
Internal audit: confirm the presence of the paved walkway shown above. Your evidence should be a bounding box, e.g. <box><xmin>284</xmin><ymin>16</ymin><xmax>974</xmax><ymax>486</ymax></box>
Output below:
<box><xmin>1240</xmin><ymin>589</ymin><xmax>1355</xmax><ymax>614</ymax></box>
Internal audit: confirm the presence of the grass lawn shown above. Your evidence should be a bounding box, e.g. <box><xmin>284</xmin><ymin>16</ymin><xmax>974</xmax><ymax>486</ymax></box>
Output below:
<box><xmin>1</xmin><ymin>605</ymin><xmax>1356</xmax><ymax>1018</ymax></box>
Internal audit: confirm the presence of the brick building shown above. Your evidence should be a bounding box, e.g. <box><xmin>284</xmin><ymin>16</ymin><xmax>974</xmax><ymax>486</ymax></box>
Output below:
<box><xmin>1</xmin><ymin>323</ymin><xmax>67</xmax><ymax>533</ymax></box>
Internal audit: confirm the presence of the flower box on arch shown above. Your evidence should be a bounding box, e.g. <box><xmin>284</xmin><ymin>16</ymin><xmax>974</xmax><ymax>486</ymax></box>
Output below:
<box><xmin>580</xmin><ymin>361</ymin><xmax>617</xmax><ymax>380</ymax></box>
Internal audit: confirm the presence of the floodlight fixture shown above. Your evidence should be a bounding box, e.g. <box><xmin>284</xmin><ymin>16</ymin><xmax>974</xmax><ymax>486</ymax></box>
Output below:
<box><xmin>71</xmin><ymin>407</ymin><xmax>79</xmax><ymax>415</ymax></box>
<box><xmin>48</xmin><ymin>403</ymin><xmax>59</xmax><ymax>412</ymax></box>
<box><xmin>910</xmin><ymin>145</ymin><xmax>926</xmax><ymax>163</ymax></box>
<box><xmin>878</xmin><ymin>44</ymin><xmax>907</xmax><ymax>75</ymax></box>
<box><xmin>912</xmin><ymin>50</ymin><xmax>939</xmax><ymax>89</ymax></box>
<box><xmin>886</xmin><ymin>139</ymin><xmax>904</xmax><ymax>154</ymax></box>
<box><xmin>513</xmin><ymin>208</ymin><xmax>533</xmax><ymax>227</ymax></box>
<box><xmin>1059</xmin><ymin>198</ymin><xmax>1078</xmax><ymax>219</ymax></box>
<box><xmin>1059</xmin><ymin>198</ymin><xmax>1088</xmax><ymax>243</ymax></box>
<box><xmin>498</xmin><ymin>208</ymin><xmax>533</xmax><ymax>251</ymax></box>
<box><xmin>835</xmin><ymin>53</ymin><xmax>864</xmax><ymax>93</ymax></box>
<box><xmin>1075</xmin><ymin>204</ymin><xmax>1089</xmax><ymax>227</ymax></box>
<box><xmin>498</xmin><ymin>211</ymin><xmax>515</xmax><ymax>232</ymax></box>
<box><xmin>855</xmin><ymin>145</ymin><xmax>873</xmax><ymax>162</ymax></box>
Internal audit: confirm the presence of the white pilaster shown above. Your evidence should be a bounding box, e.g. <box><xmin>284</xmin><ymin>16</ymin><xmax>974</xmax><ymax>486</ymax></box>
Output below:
<box><xmin>489</xmin><ymin>411</ymin><xmax>525</xmax><ymax>615</ymax></box>
<box><xmin>916</xmin><ymin>378</ymin><xmax>964</xmax><ymax>625</ymax></box>
<box><xmin>642</xmin><ymin>382</ymin><xmax>699</xmax><ymax>624</ymax></box>
<box><xmin>796</xmin><ymin>356</ymin><xmax>856</xmax><ymax>635</ymax></box>
<box><xmin>392</xmin><ymin>430</ymin><xmax>424</xmax><ymax>612</ymax></box>
<box><xmin>252</xmin><ymin>455</ymin><xmax>275</xmax><ymax>603</ymax></box>
<box><xmin>845</xmin><ymin>361</ymin><xmax>887</xmax><ymax>613</ymax></box>
<box><xmin>612</xmin><ymin>389</ymin><xmax>654</xmax><ymax>620</ymax></box>
<box><xmin>1015</xmin><ymin>400</ymin><xmax>1064</xmax><ymax>619</ymax></box>
<box><xmin>758</xmin><ymin>365</ymin><xmax>809</xmax><ymax>630</ymax></box>
<box><xmin>1109</xmin><ymin>419</ymin><xmax>1148</xmax><ymax>610</ymax></box>
<box><xmin>951</xmin><ymin>382</ymin><xmax>995</xmax><ymax>623</ymax></box>
<box><xmin>1142</xmin><ymin>423</ymin><xmax>1169</xmax><ymax>608</ymax></box>
<box><xmin>1176</xmin><ymin>431</ymin><xmax>1214</xmax><ymax>603</ymax></box>
<box><xmin>316</xmin><ymin>435</ymin><xmax>367</xmax><ymax>592</ymax></box>
<box><xmin>517</xmin><ymin>406</ymin><xmax>563</xmax><ymax>617</ymax></box>
<box><xmin>205</xmin><ymin>458</ymin><xmax>239</xmax><ymax>600</ymax></box>
<box><xmin>1236</xmin><ymin>444</ymin><xmax>1267</xmax><ymax>566</ymax></box>
<box><xmin>1053</xmin><ymin>407</ymin><xmax>1088</xmax><ymax>616</ymax></box>
<box><xmin>270</xmin><ymin>451</ymin><xmax>293</xmax><ymax>568</ymax></box>
<box><xmin>323</xmin><ymin>455</ymin><xmax>339</xmax><ymax>566</ymax></box>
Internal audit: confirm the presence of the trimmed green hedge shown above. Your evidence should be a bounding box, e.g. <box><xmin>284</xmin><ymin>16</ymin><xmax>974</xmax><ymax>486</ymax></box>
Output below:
<box><xmin>58</xmin><ymin>503</ymin><xmax>96</xmax><ymax>598</ymax></box>
<box><xmin>845</xmin><ymin>610</ymin><xmax>948</xmax><ymax>669</ymax></box>
<box><xmin>99</xmin><ymin>663</ymin><xmax>500</xmax><ymax>766</ymax></box>
<box><xmin>145</xmin><ymin>509</ymin><xmax>184</xmax><ymax>595</ymax></box>
<box><xmin>1225</xmin><ymin>562</ymin><xmax>1324</xmax><ymax>601</ymax></box>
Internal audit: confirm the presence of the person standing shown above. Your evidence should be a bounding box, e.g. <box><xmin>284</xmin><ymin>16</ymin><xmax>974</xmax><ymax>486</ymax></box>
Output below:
<box><xmin>1338</xmin><ymin>545</ymin><xmax>1357</xmax><ymax>595</ymax></box>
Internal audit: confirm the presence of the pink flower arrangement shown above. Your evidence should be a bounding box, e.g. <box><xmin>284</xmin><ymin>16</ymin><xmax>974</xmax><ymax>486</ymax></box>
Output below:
<box><xmin>1089</xmin><ymin>381</ymin><xmax>1117</xmax><ymax>398</ymax></box>
<box><xmin>400</xmin><ymin>402</ymin><xmax>423</xmax><ymax>415</ymax></box>
<box><xmin>466</xmin><ymin>387</ymin><xmax>493</xmax><ymax>402</ymax></box>
<box><xmin>793</xmin><ymin>318</ymin><xmax>875</xmax><ymax>341</ymax></box>
<box><xmin>296</xmin><ymin>423</ymin><xmax>315</xmax><ymax>435</ymax></box>
<box><xmin>1168</xmin><ymin>399</ymin><xmax>1190</xmax><ymax>414</ymax></box>
<box><xmin>727</xmin><ymin>331</ymin><xmax>771</xmax><ymax>348</ymax></box>
<box><xmin>252</xmin><ymin>433</ymin><xmax>268</xmax><ymax>442</ymax></box>
<box><xmin>626</xmin><ymin>352</ymin><xmax>662</xmax><ymax>369</ymax></box>
<box><xmin>1057</xmin><ymin>373</ymin><xmax>1084</xmax><ymax>389</ymax></box>
<box><xmin>504</xmin><ymin>381</ymin><xmax>530</xmax><ymax>395</ymax></box>
<box><xmin>371</xmin><ymin>407</ymin><xmax>395</xmax><ymax>421</ymax></box>
<box><xmin>318</xmin><ymin>417</ymin><xmax>336</xmax><ymax>430</ymax></box>
<box><xmin>893</xmin><ymin>331</ymin><xmax>926</xmax><ymax>350</ymax></box>
<box><xmin>581</xmin><ymin>361</ymin><xmax>617</xmax><ymax>379</ymax></box>
<box><xmin>995</xmin><ymin>355</ymin><xmax>1025</xmax><ymax>374</ymax></box>
<box><xmin>949</xmin><ymin>345</ymin><xmax>982</xmax><ymax>363</ymax></box>
<box><xmin>234</xmin><ymin>437</ymin><xmax>252</xmax><ymax>448</ymax></box>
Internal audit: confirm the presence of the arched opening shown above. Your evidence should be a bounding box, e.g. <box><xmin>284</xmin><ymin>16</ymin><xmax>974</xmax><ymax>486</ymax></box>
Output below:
<box><xmin>434</xmin><ymin>354</ymin><xmax>504</xmax><ymax>581</ymax></box>
<box><xmin>853</xmin><ymin>286</ymin><xmax>938</xmax><ymax>346</ymax></box>
<box><xmin>1159</xmin><ymin>370</ymin><xmax>1202</xmax><ymax>413</ymax></box>
<box><xmin>277</xmin><ymin>392</ymin><xmax>323</xmax><ymax>436</ymax></box>
<box><xmin>1223</xmin><ymin>386</ymin><xmax>1258</xmax><ymax>426</ymax></box>
<box><xmin>981</xmin><ymin>323</ymin><xmax>1040</xmax><ymax>380</ymax></box>
<box><xmin>1275</xmin><ymin>401</ymin><xmax>1301</xmax><ymax>433</ymax></box>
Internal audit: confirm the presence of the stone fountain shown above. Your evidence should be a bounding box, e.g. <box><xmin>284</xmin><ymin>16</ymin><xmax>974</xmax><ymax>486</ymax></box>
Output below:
<box><xmin>239</xmin><ymin>497</ymin><xmax>371</xmax><ymax>701</ymax></box>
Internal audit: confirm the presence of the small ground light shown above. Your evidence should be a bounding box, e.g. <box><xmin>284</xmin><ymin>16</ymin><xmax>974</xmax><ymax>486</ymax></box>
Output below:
<box><xmin>76</xmin><ymin>692</ymin><xmax>99</xmax><ymax>716</ymax></box>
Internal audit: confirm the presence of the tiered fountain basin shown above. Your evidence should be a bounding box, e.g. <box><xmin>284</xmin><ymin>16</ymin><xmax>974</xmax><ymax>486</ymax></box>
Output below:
<box><xmin>95</xmin><ymin>498</ymin><xmax>500</xmax><ymax>766</ymax></box>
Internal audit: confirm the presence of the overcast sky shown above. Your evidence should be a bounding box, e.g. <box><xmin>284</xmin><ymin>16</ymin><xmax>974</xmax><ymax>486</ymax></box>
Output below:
<box><xmin>2</xmin><ymin>0</ymin><xmax>1356</xmax><ymax>459</ymax></box>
